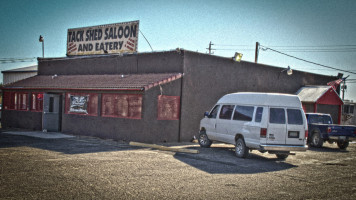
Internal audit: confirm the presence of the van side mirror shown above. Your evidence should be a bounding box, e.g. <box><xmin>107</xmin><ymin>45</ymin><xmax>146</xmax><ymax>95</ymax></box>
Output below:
<box><xmin>204</xmin><ymin>111</ymin><xmax>210</xmax><ymax>118</ymax></box>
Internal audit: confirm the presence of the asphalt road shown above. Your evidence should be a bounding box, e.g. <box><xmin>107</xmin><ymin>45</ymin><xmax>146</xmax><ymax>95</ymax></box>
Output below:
<box><xmin>0</xmin><ymin>132</ymin><xmax>356</xmax><ymax>199</ymax></box>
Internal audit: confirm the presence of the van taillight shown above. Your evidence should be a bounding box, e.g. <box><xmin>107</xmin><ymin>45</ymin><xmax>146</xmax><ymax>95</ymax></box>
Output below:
<box><xmin>305</xmin><ymin>130</ymin><xmax>308</xmax><ymax>139</ymax></box>
<box><xmin>260</xmin><ymin>128</ymin><xmax>267</xmax><ymax>138</ymax></box>
<box><xmin>327</xmin><ymin>127</ymin><xmax>332</xmax><ymax>133</ymax></box>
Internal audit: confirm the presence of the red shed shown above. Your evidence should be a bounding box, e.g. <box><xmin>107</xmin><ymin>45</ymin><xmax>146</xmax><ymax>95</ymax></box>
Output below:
<box><xmin>296</xmin><ymin>86</ymin><xmax>344</xmax><ymax>124</ymax></box>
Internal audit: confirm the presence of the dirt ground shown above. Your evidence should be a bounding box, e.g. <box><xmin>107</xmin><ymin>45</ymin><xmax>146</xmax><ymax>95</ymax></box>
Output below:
<box><xmin>0</xmin><ymin>132</ymin><xmax>355</xmax><ymax>199</ymax></box>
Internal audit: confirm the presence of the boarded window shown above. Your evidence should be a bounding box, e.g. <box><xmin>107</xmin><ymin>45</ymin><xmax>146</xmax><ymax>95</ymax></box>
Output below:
<box><xmin>65</xmin><ymin>93</ymin><xmax>98</xmax><ymax>116</ymax></box>
<box><xmin>3</xmin><ymin>91</ymin><xmax>28</xmax><ymax>111</ymax></box>
<box><xmin>157</xmin><ymin>95</ymin><xmax>180</xmax><ymax>120</ymax></box>
<box><xmin>101</xmin><ymin>94</ymin><xmax>142</xmax><ymax>119</ymax></box>
<box><xmin>31</xmin><ymin>93</ymin><xmax>43</xmax><ymax>112</ymax></box>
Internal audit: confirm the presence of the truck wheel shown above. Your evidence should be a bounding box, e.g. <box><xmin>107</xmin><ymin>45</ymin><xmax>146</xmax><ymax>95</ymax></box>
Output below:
<box><xmin>276</xmin><ymin>153</ymin><xmax>289</xmax><ymax>160</ymax></box>
<box><xmin>311</xmin><ymin>132</ymin><xmax>323</xmax><ymax>148</ymax></box>
<box><xmin>235</xmin><ymin>138</ymin><xmax>249</xmax><ymax>158</ymax></box>
<box><xmin>337</xmin><ymin>141</ymin><xmax>349</xmax><ymax>150</ymax></box>
<box><xmin>198</xmin><ymin>131</ymin><xmax>212</xmax><ymax>148</ymax></box>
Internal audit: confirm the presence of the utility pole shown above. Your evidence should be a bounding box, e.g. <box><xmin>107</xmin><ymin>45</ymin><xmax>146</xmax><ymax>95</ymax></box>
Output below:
<box><xmin>342</xmin><ymin>76</ymin><xmax>350</xmax><ymax>101</ymax></box>
<box><xmin>255</xmin><ymin>42</ymin><xmax>259</xmax><ymax>63</ymax></box>
<box><xmin>206</xmin><ymin>41</ymin><xmax>214</xmax><ymax>55</ymax></box>
<box><xmin>342</xmin><ymin>80</ymin><xmax>345</xmax><ymax>101</ymax></box>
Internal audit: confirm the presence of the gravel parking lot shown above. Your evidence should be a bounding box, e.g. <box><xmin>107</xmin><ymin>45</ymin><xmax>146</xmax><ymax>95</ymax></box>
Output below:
<box><xmin>0</xmin><ymin>131</ymin><xmax>356</xmax><ymax>199</ymax></box>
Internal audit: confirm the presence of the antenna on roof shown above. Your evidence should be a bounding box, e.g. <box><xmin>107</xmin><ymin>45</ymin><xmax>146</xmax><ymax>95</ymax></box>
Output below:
<box><xmin>139</xmin><ymin>30</ymin><xmax>153</xmax><ymax>52</ymax></box>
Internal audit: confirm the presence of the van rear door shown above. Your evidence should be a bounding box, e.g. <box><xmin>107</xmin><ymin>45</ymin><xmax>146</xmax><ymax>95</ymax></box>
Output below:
<box><xmin>267</xmin><ymin>108</ymin><xmax>287</xmax><ymax>145</ymax></box>
<box><xmin>285</xmin><ymin>109</ymin><xmax>306</xmax><ymax>145</ymax></box>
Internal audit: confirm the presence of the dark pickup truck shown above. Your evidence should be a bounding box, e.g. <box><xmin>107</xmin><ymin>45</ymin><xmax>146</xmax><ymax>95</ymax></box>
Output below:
<box><xmin>306</xmin><ymin>113</ymin><xmax>356</xmax><ymax>149</ymax></box>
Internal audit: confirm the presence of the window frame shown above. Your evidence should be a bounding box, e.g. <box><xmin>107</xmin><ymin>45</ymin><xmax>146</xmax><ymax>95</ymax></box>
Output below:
<box><xmin>287</xmin><ymin>109</ymin><xmax>304</xmax><ymax>125</ymax></box>
<box><xmin>269</xmin><ymin>107</ymin><xmax>286</xmax><ymax>124</ymax></box>
<box><xmin>65</xmin><ymin>93</ymin><xmax>99</xmax><ymax>116</ymax></box>
<box><xmin>157</xmin><ymin>95</ymin><xmax>180</xmax><ymax>120</ymax></box>
<box><xmin>101</xmin><ymin>93</ymin><xmax>142</xmax><ymax>119</ymax></box>
<box><xmin>31</xmin><ymin>92</ymin><xmax>44</xmax><ymax>112</ymax></box>
<box><xmin>3</xmin><ymin>91</ymin><xmax>29</xmax><ymax>111</ymax></box>
<box><xmin>219</xmin><ymin>105</ymin><xmax>235</xmax><ymax>120</ymax></box>
<box><xmin>233</xmin><ymin>105</ymin><xmax>254</xmax><ymax>122</ymax></box>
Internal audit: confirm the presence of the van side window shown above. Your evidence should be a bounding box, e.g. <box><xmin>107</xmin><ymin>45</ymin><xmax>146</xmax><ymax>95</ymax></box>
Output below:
<box><xmin>209</xmin><ymin>105</ymin><xmax>220</xmax><ymax>118</ymax></box>
<box><xmin>233</xmin><ymin>106</ymin><xmax>254</xmax><ymax>121</ymax></box>
<box><xmin>269</xmin><ymin>108</ymin><xmax>286</xmax><ymax>124</ymax></box>
<box><xmin>255</xmin><ymin>107</ymin><xmax>263</xmax><ymax>122</ymax></box>
<box><xmin>287</xmin><ymin>109</ymin><xmax>303</xmax><ymax>125</ymax></box>
<box><xmin>219</xmin><ymin>105</ymin><xmax>234</xmax><ymax>120</ymax></box>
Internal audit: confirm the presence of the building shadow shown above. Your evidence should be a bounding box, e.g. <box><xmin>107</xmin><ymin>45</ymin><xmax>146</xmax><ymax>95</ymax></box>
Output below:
<box><xmin>173</xmin><ymin>145</ymin><xmax>297</xmax><ymax>174</ymax></box>
<box><xmin>0</xmin><ymin>132</ymin><xmax>139</xmax><ymax>154</ymax></box>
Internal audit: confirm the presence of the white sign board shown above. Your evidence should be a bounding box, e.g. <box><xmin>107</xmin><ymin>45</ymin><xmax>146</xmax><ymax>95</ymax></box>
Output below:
<box><xmin>67</xmin><ymin>20</ymin><xmax>139</xmax><ymax>56</ymax></box>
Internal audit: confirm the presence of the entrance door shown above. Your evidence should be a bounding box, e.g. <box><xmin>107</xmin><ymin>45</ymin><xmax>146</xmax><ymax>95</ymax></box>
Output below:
<box><xmin>42</xmin><ymin>93</ymin><xmax>62</xmax><ymax>132</ymax></box>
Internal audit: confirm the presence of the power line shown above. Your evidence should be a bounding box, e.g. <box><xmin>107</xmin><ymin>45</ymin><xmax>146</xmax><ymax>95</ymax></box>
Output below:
<box><xmin>268</xmin><ymin>44</ymin><xmax>356</xmax><ymax>48</ymax></box>
<box><xmin>260</xmin><ymin>45</ymin><xmax>356</xmax><ymax>75</ymax></box>
<box><xmin>139</xmin><ymin>30</ymin><xmax>153</xmax><ymax>52</ymax></box>
<box><xmin>0</xmin><ymin>57</ymin><xmax>37</xmax><ymax>64</ymax></box>
<box><xmin>214</xmin><ymin>48</ymin><xmax>255</xmax><ymax>51</ymax></box>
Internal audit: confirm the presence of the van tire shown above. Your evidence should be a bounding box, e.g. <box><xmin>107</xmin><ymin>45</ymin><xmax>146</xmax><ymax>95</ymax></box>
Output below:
<box><xmin>310</xmin><ymin>131</ymin><xmax>323</xmax><ymax>148</ymax></box>
<box><xmin>235</xmin><ymin>138</ymin><xmax>249</xmax><ymax>158</ymax></box>
<box><xmin>276</xmin><ymin>153</ymin><xmax>289</xmax><ymax>160</ymax></box>
<box><xmin>337</xmin><ymin>141</ymin><xmax>349</xmax><ymax>150</ymax></box>
<box><xmin>198</xmin><ymin>131</ymin><xmax>212</xmax><ymax>148</ymax></box>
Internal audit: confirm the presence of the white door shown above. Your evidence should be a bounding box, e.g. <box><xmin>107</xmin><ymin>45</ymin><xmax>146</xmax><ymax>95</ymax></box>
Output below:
<box><xmin>285</xmin><ymin>109</ymin><xmax>306</xmax><ymax>145</ymax></box>
<box><xmin>42</xmin><ymin>93</ymin><xmax>62</xmax><ymax>132</ymax></box>
<box><xmin>267</xmin><ymin>107</ymin><xmax>287</xmax><ymax>145</ymax></box>
<box><xmin>203</xmin><ymin>105</ymin><xmax>220</xmax><ymax>141</ymax></box>
<box><xmin>215</xmin><ymin>105</ymin><xmax>234</xmax><ymax>143</ymax></box>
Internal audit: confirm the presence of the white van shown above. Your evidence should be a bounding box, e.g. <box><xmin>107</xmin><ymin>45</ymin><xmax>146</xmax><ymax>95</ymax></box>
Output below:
<box><xmin>199</xmin><ymin>92</ymin><xmax>308</xmax><ymax>159</ymax></box>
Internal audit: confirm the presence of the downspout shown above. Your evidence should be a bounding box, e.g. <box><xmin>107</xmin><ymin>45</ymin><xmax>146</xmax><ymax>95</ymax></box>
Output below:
<box><xmin>314</xmin><ymin>103</ymin><xmax>317</xmax><ymax>113</ymax></box>
<box><xmin>338</xmin><ymin>104</ymin><xmax>342</xmax><ymax>124</ymax></box>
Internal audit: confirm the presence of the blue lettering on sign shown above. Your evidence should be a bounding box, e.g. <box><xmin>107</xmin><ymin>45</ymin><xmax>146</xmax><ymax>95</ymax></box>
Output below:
<box><xmin>103</xmin><ymin>25</ymin><xmax>137</xmax><ymax>40</ymax></box>
<box><xmin>77</xmin><ymin>43</ymin><xmax>93</xmax><ymax>52</ymax></box>
<box><xmin>68</xmin><ymin>31</ymin><xmax>84</xmax><ymax>42</ymax></box>
<box><xmin>85</xmin><ymin>29</ymin><xmax>103</xmax><ymax>41</ymax></box>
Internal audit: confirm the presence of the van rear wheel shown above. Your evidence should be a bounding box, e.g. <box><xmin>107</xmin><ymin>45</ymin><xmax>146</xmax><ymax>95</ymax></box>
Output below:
<box><xmin>198</xmin><ymin>131</ymin><xmax>212</xmax><ymax>148</ymax></box>
<box><xmin>235</xmin><ymin>138</ymin><xmax>249</xmax><ymax>158</ymax></box>
<box><xmin>276</xmin><ymin>153</ymin><xmax>289</xmax><ymax>160</ymax></box>
<box><xmin>337</xmin><ymin>141</ymin><xmax>349</xmax><ymax>150</ymax></box>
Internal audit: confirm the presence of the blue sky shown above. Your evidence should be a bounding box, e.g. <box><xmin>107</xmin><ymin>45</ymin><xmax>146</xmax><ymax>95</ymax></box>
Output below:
<box><xmin>1</xmin><ymin>0</ymin><xmax>355</xmax><ymax>100</ymax></box>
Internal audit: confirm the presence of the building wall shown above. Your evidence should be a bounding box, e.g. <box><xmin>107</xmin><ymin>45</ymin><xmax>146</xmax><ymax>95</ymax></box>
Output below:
<box><xmin>342</xmin><ymin>102</ymin><xmax>356</xmax><ymax>125</ymax></box>
<box><xmin>179</xmin><ymin>51</ymin><xmax>337</xmax><ymax>141</ymax></box>
<box><xmin>38</xmin><ymin>51</ymin><xmax>183</xmax><ymax>76</ymax></box>
<box><xmin>60</xmin><ymin>78</ymin><xmax>182</xmax><ymax>143</ymax></box>
<box><xmin>7</xmin><ymin>50</ymin><xmax>338</xmax><ymax>142</ymax></box>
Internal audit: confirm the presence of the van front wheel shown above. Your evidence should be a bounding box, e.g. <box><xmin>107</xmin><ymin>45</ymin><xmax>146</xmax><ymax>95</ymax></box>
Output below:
<box><xmin>235</xmin><ymin>138</ymin><xmax>249</xmax><ymax>158</ymax></box>
<box><xmin>198</xmin><ymin>131</ymin><xmax>212</xmax><ymax>148</ymax></box>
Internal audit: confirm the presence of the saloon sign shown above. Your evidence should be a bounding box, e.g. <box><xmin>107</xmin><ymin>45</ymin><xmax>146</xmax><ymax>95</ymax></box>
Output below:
<box><xmin>67</xmin><ymin>20</ymin><xmax>139</xmax><ymax>56</ymax></box>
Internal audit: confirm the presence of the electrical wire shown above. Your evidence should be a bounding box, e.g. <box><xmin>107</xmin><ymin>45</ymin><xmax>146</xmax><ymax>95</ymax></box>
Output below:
<box><xmin>139</xmin><ymin>30</ymin><xmax>153</xmax><ymax>52</ymax></box>
<box><xmin>0</xmin><ymin>57</ymin><xmax>37</xmax><ymax>64</ymax></box>
<box><xmin>260</xmin><ymin>45</ymin><xmax>356</xmax><ymax>75</ymax></box>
